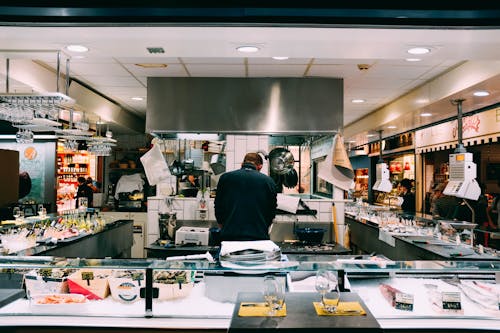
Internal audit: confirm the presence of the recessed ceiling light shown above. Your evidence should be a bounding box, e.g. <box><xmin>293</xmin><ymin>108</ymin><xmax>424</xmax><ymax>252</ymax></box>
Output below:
<box><xmin>351</xmin><ymin>99</ymin><xmax>366</xmax><ymax>103</ymax></box>
<box><xmin>407</xmin><ymin>47</ymin><xmax>430</xmax><ymax>55</ymax></box>
<box><xmin>131</xmin><ymin>97</ymin><xmax>144</xmax><ymax>101</ymax></box>
<box><xmin>66</xmin><ymin>44</ymin><xmax>89</xmax><ymax>53</ymax></box>
<box><xmin>473</xmin><ymin>90</ymin><xmax>490</xmax><ymax>97</ymax></box>
<box><xmin>135</xmin><ymin>63</ymin><xmax>168</xmax><ymax>68</ymax></box>
<box><xmin>367</xmin><ymin>134</ymin><xmax>375</xmax><ymax>137</ymax></box>
<box><xmin>405</xmin><ymin>58</ymin><xmax>422</xmax><ymax>62</ymax></box>
<box><xmin>237</xmin><ymin>46</ymin><xmax>260</xmax><ymax>53</ymax></box>
<box><xmin>387</xmin><ymin>125</ymin><xmax>397</xmax><ymax>129</ymax></box>
<box><xmin>420</xmin><ymin>112</ymin><xmax>433</xmax><ymax>117</ymax></box>
<box><xmin>272</xmin><ymin>56</ymin><xmax>289</xmax><ymax>60</ymax></box>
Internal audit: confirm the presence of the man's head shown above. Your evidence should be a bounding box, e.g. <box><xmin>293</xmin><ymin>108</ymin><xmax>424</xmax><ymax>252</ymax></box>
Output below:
<box><xmin>77</xmin><ymin>176</ymin><xmax>86</xmax><ymax>185</ymax></box>
<box><xmin>242</xmin><ymin>152</ymin><xmax>264</xmax><ymax>171</ymax></box>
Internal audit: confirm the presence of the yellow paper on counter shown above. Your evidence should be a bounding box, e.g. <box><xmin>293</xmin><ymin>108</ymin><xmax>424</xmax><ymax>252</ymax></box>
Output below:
<box><xmin>313</xmin><ymin>301</ymin><xmax>366</xmax><ymax>316</ymax></box>
<box><xmin>238</xmin><ymin>302</ymin><xmax>287</xmax><ymax>317</ymax></box>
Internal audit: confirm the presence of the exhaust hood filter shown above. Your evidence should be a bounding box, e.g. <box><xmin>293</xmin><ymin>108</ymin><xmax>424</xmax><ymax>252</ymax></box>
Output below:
<box><xmin>146</xmin><ymin>77</ymin><xmax>343</xmax><ymax>134</ymax></box>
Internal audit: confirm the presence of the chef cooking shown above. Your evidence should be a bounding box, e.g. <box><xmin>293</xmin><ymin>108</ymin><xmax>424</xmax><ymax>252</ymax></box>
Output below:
<box><xmin>215</xmin><ymin>152</ymin><xmax>278</xmax><ymax>241</ymax></box>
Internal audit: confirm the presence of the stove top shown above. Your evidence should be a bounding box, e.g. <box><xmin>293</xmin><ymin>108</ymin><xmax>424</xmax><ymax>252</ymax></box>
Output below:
<box><xmin>277</xmin><ymin>242</ymin><xmax>351</xmax><ymax>255</ymax></box>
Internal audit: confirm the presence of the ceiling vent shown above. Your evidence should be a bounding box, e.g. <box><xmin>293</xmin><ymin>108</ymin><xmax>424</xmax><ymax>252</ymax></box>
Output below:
<box><xmin>146</xmin><ymin>47</ymin><xmax>165</xmax><ymax>54</ymax></box>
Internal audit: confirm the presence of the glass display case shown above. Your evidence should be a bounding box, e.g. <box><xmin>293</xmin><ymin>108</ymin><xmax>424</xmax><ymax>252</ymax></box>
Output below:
<box><xmin>0</xmin><ymin>256</ymin><xmax>499</xmax><ymax>331</ymax></box>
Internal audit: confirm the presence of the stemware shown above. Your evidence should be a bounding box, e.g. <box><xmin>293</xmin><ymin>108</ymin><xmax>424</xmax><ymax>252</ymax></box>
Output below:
<box><xmin>263</xmin><ymin>275</ymin><xmax>280</xmax><ymax>315</ymax></box>
<box><xmin>315</xmin><ymin>269</ymin><xmax>340</xmax><ymax>313</ymax></box>
<box><xmin>12</xmin><ymin>207</ymin><xmax>21</xmax><ymax>220</ymax></box>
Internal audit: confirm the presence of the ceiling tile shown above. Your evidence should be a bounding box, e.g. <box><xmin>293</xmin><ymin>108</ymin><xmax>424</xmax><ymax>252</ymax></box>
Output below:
<box><xmin>248</xmin><ymin>64</ymin><xmax>307</xmax><ymax>77</ymax></box>
<box><xmin>247</xmin><ymin>58</ymin><xmax>311</xmax><ymax>65</ymax></box>
<box><xmin>123</xmin><ymin>63</ymin><xmax>187</xmax><ymax>77</ymax></box>
<box><xmin>186</xmin><ymin>64</ymin><xmax>245</xmax><ymax>76</ymax></box>
<box><xmin>69</xmin><ymin>63</ymin><xmax>130</xmax><ymax>76</ymax></box>
<box><xmin>75</xmin><ymin>75</ymin><xmax>142</xmax><ymax>87</ymax></box>
<box><xmin>307</xmin><ymin>64</ymin><xmax>360</xmax><ymax>77</ymax></box>
<box><xmin>181</xmin><ymin>57</ymin><xmax>244</xmax><ymax>64</ymax></box>
<box><xmin>114</xmin><ymin>57</ymin><xmax>180</xmax><ymax>64</ymax></box>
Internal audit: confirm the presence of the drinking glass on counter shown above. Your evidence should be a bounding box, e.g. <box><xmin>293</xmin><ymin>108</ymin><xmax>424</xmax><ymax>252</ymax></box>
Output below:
<box><xmin>38</xmin><ymin>204</ymin><xmax>47</xmax><ymax>219</ymax></box>
<box><xmin>263</xmin><ymin>275</ymin><xmax>285</xmax><ymax>315</ymax></box>
<box><xmin>315</xmin><ymin>269</ymin><xmax>340</xmax><ymax>313</ymax></box>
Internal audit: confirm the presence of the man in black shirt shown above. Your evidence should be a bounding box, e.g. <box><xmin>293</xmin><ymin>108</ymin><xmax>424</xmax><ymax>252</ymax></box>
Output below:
<box><xmin>75</xmin><ymin>176</ymin><xmax>94</xmax><ymax>208</ymax></box>
<box><xmin>215</xmin><ymin>153</ymin><xmax>277</xmax><ymax>241</ymax></box>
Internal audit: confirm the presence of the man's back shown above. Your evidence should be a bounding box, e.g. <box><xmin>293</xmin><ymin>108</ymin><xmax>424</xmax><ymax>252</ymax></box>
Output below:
<box><xmin>215</xmin><ymin>164</ymin><xmax>277</xmax><ymax>241</ymax></box>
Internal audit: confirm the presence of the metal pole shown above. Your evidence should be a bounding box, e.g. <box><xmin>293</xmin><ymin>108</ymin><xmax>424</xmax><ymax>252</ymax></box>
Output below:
<box><xmin>5</xmin><ymin>58</ymin><xmax>9</xmax><ymax>93</ymax></box>
<box><xmin>56</xmin><ymin>51</ymin><xmax>61</xmax><ymax>93</ymax></box>
<box><xmin>451</xmin><ymin>99</ymin><xmax>466</xmax><ymax>153</ymax></box>
<box><xmin>65</xmin><ymin>58</ymin><xmax>70</xmax><ymax>96</ymax></box>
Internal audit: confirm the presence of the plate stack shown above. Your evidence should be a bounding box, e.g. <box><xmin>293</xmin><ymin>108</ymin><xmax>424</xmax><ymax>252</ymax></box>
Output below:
<box><xmin>219</xmin><ymin>240</ymin><xmax>281</xmax><ymax>268</ymax></box>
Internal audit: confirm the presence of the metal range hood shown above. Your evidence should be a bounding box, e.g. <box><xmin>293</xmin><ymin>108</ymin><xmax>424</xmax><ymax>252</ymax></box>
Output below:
<box><xmin>146</xmin><ymin>77</ymin><xmax>343</xmax><ymax>135</ymax></box>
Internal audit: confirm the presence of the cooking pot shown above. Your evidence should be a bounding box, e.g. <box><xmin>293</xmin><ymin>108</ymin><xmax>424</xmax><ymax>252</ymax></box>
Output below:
<box><xmin>268</xmin><ymin>148</ymin><xmax>295</xmax><ymax>175</ymax></box>
<box><xmin>295</xmin><ymin>227</ymin><xmax>326</xmax><ymax>244</ymax></box>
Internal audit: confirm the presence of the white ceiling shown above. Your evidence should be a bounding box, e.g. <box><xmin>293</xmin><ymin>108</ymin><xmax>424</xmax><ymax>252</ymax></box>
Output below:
<box><xmin>1</xmin><ymin>25</ymin><xmax>500</xmax><ymax>139</ymax></box>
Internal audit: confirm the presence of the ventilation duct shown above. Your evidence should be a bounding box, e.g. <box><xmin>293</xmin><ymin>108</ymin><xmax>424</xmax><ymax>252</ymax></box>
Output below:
<box><xmin>147</xmin><ymin>77</ymin><xmax>343</xmax><ymax>135</ymax></box>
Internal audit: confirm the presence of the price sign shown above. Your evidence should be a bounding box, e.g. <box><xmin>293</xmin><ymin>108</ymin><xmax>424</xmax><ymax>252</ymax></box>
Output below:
<box><xmin>39</xmin><ymin>268</ymin><xmax>53</xmax><ymax>278</ymax></box>
<box><xmin>81</xmin><ymin>271</ymin><xmax>94</xmax><ymax>286</ymax></box>
<box><xmin>132</xmin><ymin>272</ymin><xmax>144</xmax><ymax>286</ymax></box>
<box><xmin>395</xmin><ymin>292</ymin><xmax>414</xmax><ymax>311</ymax></box>
<box><xmin>442</xmin><ymin>292</ymin><xmax>461</xmax><ymax>310</ymax></box>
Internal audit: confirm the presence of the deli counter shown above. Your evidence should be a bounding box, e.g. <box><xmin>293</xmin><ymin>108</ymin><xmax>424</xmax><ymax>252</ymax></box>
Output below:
<box><xmin>0</xmin><ymin>255</ymin><xmax>498</xmax><ymax>332</ymax></box>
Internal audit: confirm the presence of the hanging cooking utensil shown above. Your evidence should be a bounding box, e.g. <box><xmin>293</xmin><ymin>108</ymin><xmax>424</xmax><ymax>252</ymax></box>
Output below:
<box><xmin>210</xmin><ymin>141</ymin><xmax>226</xmax><ymax>175</ymax></box>
<box><xmin>268</xmin><ymin>147</ymin><xmax>295</xmax><ymax>175</ymax></box>
<box><xmin>283</xmin><ymin>168</ymin><xmax>298</xmax><ymax>188</ymax></box>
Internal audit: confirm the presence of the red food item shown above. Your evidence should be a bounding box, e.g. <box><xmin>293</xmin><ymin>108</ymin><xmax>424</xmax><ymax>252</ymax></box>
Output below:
<box><xmin>379</xmin><ymin>283</ymin><xmax>401</xmax><ymax>307</ymax></box>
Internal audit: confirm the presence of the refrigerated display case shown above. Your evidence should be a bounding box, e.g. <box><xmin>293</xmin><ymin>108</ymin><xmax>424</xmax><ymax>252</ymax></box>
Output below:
<box><xmin>0</xmin><ymin>256</ymin><xmax>498</xmax><ymax>332</ymax></box>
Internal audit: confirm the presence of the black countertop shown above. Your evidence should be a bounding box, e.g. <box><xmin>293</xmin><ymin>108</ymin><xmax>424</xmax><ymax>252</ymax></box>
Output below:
<box><xmin>146</xmin><ymin>240</ymin><xmax>351</xmax><ymax>259</ymax></box>
<box><xmin>229</xmin><ymin>292</ymin><xmax>380</xmax><ymax>333</ymax></box>
<box><xmin>10</xmin><ymin>219</ymin><xmax>133</xmax><ymax>257</ymax></box>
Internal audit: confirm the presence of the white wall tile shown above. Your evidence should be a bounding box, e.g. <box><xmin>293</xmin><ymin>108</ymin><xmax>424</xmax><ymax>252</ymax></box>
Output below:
<box><xmin>319</xmin><ymin>212</ymin><xmax>332</xmax><ymax>222</ymax></box>
<box><xmin>235</xmin><ymin>139</ymin><xmax>247</xmax><ymax>163</ymax></box>
<box><xmin>172</xmin><ymin>199</ymin><xmax>184</xmax><ymax>211</ymax></box>
<box><xmin>147</xmin><ymin>211</ymin><xmax>159</xmax><ymax>235</ymax></box>
<box><xmin>147</xmin><ymin>234</ymin><xmax>158</xmax><ymax>245</ymax></box>
<box><xmin>319</xmin><ymin>202</ymin><xmax>332</xmax><ymax>213</ymax></box>
<box><xmin>226</xmin><ymin>151</ymin><xmax>235</xmax><ymax>170</ymax></box>
<box><xmin>225</xmin><ymin>135</ymin><xmax>235</xmax><ymax>152</ymax></box>
<box><xmin>246</xmin><ymin>135</ymin><xmax>259</xmax><ymax>151</ymax></box>
<box><xmin>259</xmin><ymin>136</ymin><xmax>269</xmax><ymax>151</ymax></box>
<box><xmin>148</xmin><ymin>199</ymin><xmax>159</xmax><ymax>211</ymax></box>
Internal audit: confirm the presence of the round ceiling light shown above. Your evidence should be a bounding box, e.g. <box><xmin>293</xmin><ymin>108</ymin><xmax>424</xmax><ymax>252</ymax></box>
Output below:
<box><xmin>131</xmin><ymin>97</ymin><xmax>144</xmax><ymax>101</ymax></box>
<box><xmin>405</xmin><ymin>58</ymin><xmax>422</xmax><ymax>62</ymax></box>
<box><xmin>407</xmin><ymin>47</ymin><xmax>430</xmax><ymax>55</ymax></box>
<box><xmin>66</xmin><ymin>44</ymin><xmax>89</xmax><ymax>53</ymax></box>
<box><xmin>420</xmin><ymin>112</ymin><xmax>433</xmax><ymax>117</ymax></box>
<box><xmin>387</xmin><ymin>125</ymin><xmax>397</xmax><ymax>129</ymax></box>
<box><xmin>473</xmin><ymin>90</ymin><xmax>490</xmax><ymax>97</ymax></box>
<box><xmin>351</xmin><ymin>99</ymin><xmax>366</xmax><ymax>103</ymax></box>
<box><xmin>237</xmin><ymin>46</ymin><xmax>260</xmax><ymax>53</ymax></box>
<box><xmin>272</xmin><ymin>56</ymin><xmax>289</xmax><ymax>60</ymax></box>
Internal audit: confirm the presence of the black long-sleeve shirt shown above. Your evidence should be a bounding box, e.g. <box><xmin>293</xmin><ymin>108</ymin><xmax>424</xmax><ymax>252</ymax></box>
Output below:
<box><xmin>215</xmin><ymin>163</ymin><xmax>277</xmax><ymax>241</ymax></box>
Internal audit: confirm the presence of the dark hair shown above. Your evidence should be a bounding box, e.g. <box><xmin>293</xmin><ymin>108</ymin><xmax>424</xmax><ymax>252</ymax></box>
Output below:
<box><xmin>77</xmin><ymin>176</ymin><xmax>86</xmax><ymax>184</ymax></box>
<box><xmin>243</xmin><ymin>152</ymin><xmax>263</xmax><ymax>166</ymax></box>
<box><xmin>400</xmin><ymin>178</ymin><xmax>412</xmax><ymax>190</ymax></box>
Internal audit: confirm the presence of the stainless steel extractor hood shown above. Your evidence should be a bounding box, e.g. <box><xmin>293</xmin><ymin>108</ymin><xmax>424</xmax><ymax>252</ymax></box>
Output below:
<box><xmin>146</xmin><ymin>77</ymin><xmax>343</xmax><ymax>135</ymax></box>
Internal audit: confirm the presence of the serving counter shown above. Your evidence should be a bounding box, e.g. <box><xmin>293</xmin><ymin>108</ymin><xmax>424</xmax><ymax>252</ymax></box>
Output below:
<box><xmin>344</xmin><ymin>211</ymin><xmax>499</xmax><ymax>261</ymax></box>
<box><xmin>0</xmin><ymin>256</ymin><xmax>498</xmax><ymax>332</ymax></box>
<box><xmin>6</xmin><ymin>219</ymin><xmax>133</xmax><ymax>259</ymax></box>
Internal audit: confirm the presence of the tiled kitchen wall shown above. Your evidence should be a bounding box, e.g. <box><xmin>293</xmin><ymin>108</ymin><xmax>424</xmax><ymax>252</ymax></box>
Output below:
<box><xmin>146</xmin><ymin>134</ymin><xmax>346</xmax><ymax>246</ymax></box>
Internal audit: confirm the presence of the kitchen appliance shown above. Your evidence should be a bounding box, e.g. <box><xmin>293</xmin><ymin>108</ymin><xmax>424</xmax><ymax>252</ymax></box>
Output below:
<box><xmin>443</xmin><ymin>152</ymin><xmax>480</xmax><ymax>200</ymax></box>
<box><xmin>159</xmin><ymin>212</ymin><xmax>177</xmax><ymax>240</ymax></box>
<box><xmin>175</xmin><ymin>227</ymin><xmax>209</xmax><ymax>245</ymax></box>
<box><xmin>294</xmin><ymin>227</ymin><xmax>326</xmax><ymax>244</ymax></box>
